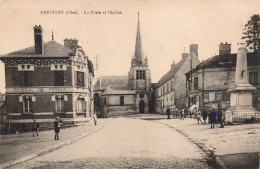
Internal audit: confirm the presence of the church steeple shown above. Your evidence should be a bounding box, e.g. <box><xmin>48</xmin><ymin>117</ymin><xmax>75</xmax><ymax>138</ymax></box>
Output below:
<box><xmin>133</xmin><ymin>12</ymin><xmax>145</xmax><ymax>66</ymax></box>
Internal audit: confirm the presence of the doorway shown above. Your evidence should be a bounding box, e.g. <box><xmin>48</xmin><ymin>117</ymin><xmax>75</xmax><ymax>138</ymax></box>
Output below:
<box><xmin>139</xmin><ymin>100</ymin><xmax>145</xmax><ymax>113</ymax></box>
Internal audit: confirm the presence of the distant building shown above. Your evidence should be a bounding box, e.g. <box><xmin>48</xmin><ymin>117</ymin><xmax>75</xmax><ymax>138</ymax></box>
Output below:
<box><xmin>185</xmin><ymin>42</ymin><xmax>260</xmax><ymax>111</ymax></box>
<box><xmin>153</xmin><ymin>45</ymin><xmax>200</xmax><ymax>113</ymax></box>
<box><xmin>94</xmin><ymin>13</ymin><xmax>152</xmax><ymax>117</ymax></box>
<box><xmin>0</xmin><ymin>25</ymin><xmax>94</xmax><ymax>131</ymax></box>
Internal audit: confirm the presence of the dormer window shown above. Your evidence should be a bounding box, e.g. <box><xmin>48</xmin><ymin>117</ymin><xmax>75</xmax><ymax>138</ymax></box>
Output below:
<box><xmin>60</xmin><ymin>65</ymin><xmax>63</xmax><ymax>69</ymax></box>
<box><xmin>22</xmin><ymin>65</ymin><xmax>25</xmax><ymax>69</ymax></box>
<box><xmin>27</xmin><ymin>65</ymin><xmax>30</xmax><ymax>69</ymax></box>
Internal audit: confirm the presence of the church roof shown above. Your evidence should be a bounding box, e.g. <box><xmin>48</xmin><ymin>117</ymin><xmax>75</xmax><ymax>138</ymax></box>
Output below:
<box><xmin>134</xmin><ymin>13</ymin><xmax>144</xmax><ymax>62</ymax></box>
<box><xmin>0</xmin><ymin>41</ymin><xmax>74</xmax><ymax>58</ymax></box>
<box><xmin>94</xmin><ymin>76</ymin><xmax>128</xmax><ymax>91</ymax></box>
<box><xmin>155</xmin><ymin>55</ymin><xmax>190</xmax><ymax>89</ymax></box>
<box><xmin>103</xmin><ymin>85</ymin><xmax>136</xmax><ymax>95</ymax></box>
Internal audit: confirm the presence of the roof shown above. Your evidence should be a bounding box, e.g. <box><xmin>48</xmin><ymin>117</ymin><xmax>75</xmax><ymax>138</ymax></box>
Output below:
<box><xmin>103</xmin><ymin>85</ymin><xmax>136</xmax><ymax>95</ymax></box>
<box><xmin>155</xmin><ymin>55</ymin><xmax>189</xmax><ymax>89</ymax></box>
<box><xmin>186</xmin><ymin>52</ymin><xmax>260</xmax><ymax>75</ymax></box>
<box><xmin>94</xmin><ymin>76</ymin><xmax>128</xmax><ymax>91</ymax></box>
<box><xmin>0</xmin><ymin>41</ymin><xmax>74</xmax><ymax>58</ymax></box>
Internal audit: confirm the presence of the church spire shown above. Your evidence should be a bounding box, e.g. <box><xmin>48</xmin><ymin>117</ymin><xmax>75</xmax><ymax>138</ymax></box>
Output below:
<box><xmin>134</xmin><ymin>12</ymin><xmax>144</xmax><ymax>64</ymax></box>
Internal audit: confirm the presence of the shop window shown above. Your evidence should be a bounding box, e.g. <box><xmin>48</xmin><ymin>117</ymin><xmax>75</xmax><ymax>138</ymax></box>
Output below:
<box><xmin>77</xmin><ymin>71</ymin><xmax>85</xmax><ymax>87</ymax></box>
<box><xmin>194</xmin><ymin>77</ymin><xmax>198</xmax><ymax>90</ymax></box>
<box><xmin>54</xmin><ymin>71</ymin><xmax>64</xmax><ymax>86</ymax></box>
<box><xmin>249</xmin><ymin>72</ymin><xmax>258</xmax><ymax>86</ymax></box>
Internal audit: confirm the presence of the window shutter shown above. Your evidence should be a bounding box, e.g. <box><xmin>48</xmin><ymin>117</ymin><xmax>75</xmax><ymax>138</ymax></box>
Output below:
<box><xmin>64</xmin><ymin>95</ymin><xmax>68</xmax><ymax>101</ymax></box>
<box><xmin>83</xmin><ymin>100</ymin><xmax>86</xmax><ymax>112</ymax></box>
<box><xmin>51</xmin><ymin>95</ymin><xmax>56</xmax><ymax>101</ymax></box>
<box><xmin>75</xmin><ymin>100</ymin><xmax>77</xmax><ymax>112</ymax></box>
<box><xmin>19</xmin><ymin>96</ymin><xmax>23</xmax><ymax>102</ymax></box>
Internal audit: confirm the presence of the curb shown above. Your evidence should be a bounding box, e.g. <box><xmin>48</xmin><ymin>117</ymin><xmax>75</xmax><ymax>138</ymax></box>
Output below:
<box><xmin>152</xmin><ymin>120</ymin><xmax>228</xmax><ymax>169</ymax></box>
<box><xmin>0</xmin><ymin>120</ymin><xmax>106</xmax><ymax>169</ymax></box>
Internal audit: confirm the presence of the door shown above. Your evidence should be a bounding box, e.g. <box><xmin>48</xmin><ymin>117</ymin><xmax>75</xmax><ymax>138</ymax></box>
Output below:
<box><xmin>139</xmin><ymin>100</ymin><xmax>145</xmax><ymax>113</ymax></box>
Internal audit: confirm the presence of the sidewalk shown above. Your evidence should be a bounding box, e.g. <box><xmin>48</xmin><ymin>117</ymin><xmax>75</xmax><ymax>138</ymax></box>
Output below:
<box><xmin>0</xmin><ymin>119</ymin><xmax>105</xmax><ymax>169</ymax></box>
<box><xmin>140</xmin><ymin>115</ymin><xmax>260</xmax><ymax>169</ymax></box>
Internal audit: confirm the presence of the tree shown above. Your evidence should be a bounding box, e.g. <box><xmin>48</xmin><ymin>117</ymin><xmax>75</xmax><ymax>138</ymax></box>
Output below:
<box><xmin>242</xmin><ymin>14</ymin><xmax>260</xmax><ymax>53</ymax></box>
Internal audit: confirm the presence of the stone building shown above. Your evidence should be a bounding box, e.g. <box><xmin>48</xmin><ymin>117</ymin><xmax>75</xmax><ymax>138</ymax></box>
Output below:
<box><xmin>185</xmin><ymin>43</ymin><xmax>260</xmax><ymax>112</ymax></box>
<box><xmin>153</xmin><ymin>45</ymin><xmax>200</xmax><ymax>113</ymax></box>
<box><xmin>0</xmin><ymin>25</ymin><xmax>94</xmax><ymax>131</ymax></box>
<box><xmin>94</xmin><ymin>13</ymin><xmax>151</xmax><ymax>117</ymax></box>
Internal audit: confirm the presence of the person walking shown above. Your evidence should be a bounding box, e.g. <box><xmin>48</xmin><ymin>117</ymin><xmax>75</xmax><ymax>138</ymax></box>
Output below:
<box><xmin>32</xmin><ymin>119</ymin><xmax>39</xmax><ymax>137</ymax></box>
<box><xmin>166</xmin><ymin>107</ymin><xmax>170</xmax><ymax>120</ymax></box>
<box><xmin>209</xmin><ymin>108</ymin><xmax>216</xmax><ymax>129</ymax></box>
<box><xmin>181</xmin><ymin>108</ymin><xmax>185</xmax><ymax>120</ymax></box>
<box><xmin>196</xmin><ymin>109</ymin><xmax>203</xmax><ymax>124</ymax></box>
<box><xmin>54</xmin><ymin>116</ymin><xmax>62</xmax><ymax>140</ymax></box>
<box><xmin>218</xmin><ymin>105</ymin><xmax>224</xmax><ymax>128</ymax></box>
<box><xmin>93</xmin><ymin>111</ymin><xmax>98</xmax><ymax>125</ymax></box>
<box><xmin>202</xmin><ymin>109</ymin><xmax>207</xmax><ymax>124</ymax></box>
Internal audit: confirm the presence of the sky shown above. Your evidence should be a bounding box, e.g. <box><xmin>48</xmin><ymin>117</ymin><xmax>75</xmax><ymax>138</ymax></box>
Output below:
<box><xmin>0</xmin><ymin>0</ymin><xmax>259</xmax><ymax>93</ymax></box>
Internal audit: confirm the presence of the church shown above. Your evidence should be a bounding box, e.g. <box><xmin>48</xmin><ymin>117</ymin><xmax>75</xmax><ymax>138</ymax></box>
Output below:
<box><xmin>94</xmin><ymin>13</ymin><xmax>151</xmax><ymax>117</ymax></box>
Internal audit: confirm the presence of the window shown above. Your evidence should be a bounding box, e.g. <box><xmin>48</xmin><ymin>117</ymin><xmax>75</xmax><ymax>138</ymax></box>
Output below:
<box><xmin>167</xmin><ymin>84</ymin><xmax>169</xmax><ymax>93</ymax></box>
<box><xmin>136</xmin><ymin>70</ymin><xmax>139</xmax><ymax>80</ymax></box>
<box><xmin>23</xmin><ymin>72</ymin><xmax>31</xmax><ymax>86</ymax></box>
<box><xmin>54</xmin><ymin>71</ymin><xmax>64</xmax><ymax>86</ymax></box>
<box><xmin>77</xmin><ymin>71</ymin><xmax>84</xmax><ymax>87</ymax></box>
<box><xmin>23</xmin><ymin>97</ymin><xmax>32</xmax><ymax>113</ymax></box>
<box><xmin>170</xmin><ymin>81</ymin><xmax>173</xmax><ymax>91</ymax></box>
<box><xmin>194</xmin><ymin>77</ymin><xmax>198</xmax><ymax>90</ymax></box>
<box><xmin>143</xmin><ymin>70</ymin><xmax>146</xmax><ymax>79</ymax></box>
<box><xmin>56</xmin><ymin>97</ymin><xmax>65</xmax><ymax>112</ymax></box>
<box><xmin>249</xmin><ymin>72</ymin><xmax>258</xmax><ymax>86</ymax></box>
<box><xmin>76</xmin><ymin>98</ymin><xmax>86</xmax><ymax>112</ymax></box>
<box><xmin>163</xmin><ymin>86</ymin><xmax>165</xmax><ymax>95</ymax></box>
<box><xmin>120</xmin><ymin>95</ymin><xmax>124</xmax><ymax>105</ymax></box>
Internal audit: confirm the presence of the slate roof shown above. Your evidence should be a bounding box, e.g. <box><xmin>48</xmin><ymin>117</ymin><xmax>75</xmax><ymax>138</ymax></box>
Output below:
<box><xmin>103</xmin><ymin>85</ymin><xmax>136</xmax><ymax>95</ymax></box>
<box><xmin>155</xmin><ymin>55</ymin><xmax>189</xmax><ymax>89</ymax></box>
<box><xmin>186</xmin><ymin>52</ymin><xmax>260</xmax><ymax>75</ymax></box>
<box><xmin>94</xmin><ymin>76</ymin><xmax>128</xmax><ymax>91</ymax></box>
<box><xmin>0</xmin><ymin>41</ymin><xmax>74</xmax><ymax>58</ymax></box>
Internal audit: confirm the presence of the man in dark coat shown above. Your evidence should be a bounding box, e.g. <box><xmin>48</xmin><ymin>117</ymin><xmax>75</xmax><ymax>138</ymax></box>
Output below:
<box><xmin>32</xmin><ymin>119</ymin><xmax>39</xmax><ymax>137</ymax></box>
<box><xmin>202</xmin><ymin>109</ymin><xmax>207</xmax><ymax>124</ymax></box>
<box><xmin>54</xmin><ymin>116</ymin><xmax>62</xmax><ymax>140</ymax></box>
<box><xmin>166</xmin><ymin>107</ymin><xmax>170</xmax><ymax>120</ymax></box>
<box><xmin>209</xmin><ymin>108</ymin><xmax>216</xmax><ymax>129</ymax></box>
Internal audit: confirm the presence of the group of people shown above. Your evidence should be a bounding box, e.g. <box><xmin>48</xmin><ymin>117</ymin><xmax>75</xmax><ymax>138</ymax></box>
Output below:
<box><xmin>165</xmin><ymin>104</ymin><xmax>225</xmax><ymax>129</ymax></box>
<box><xmin>31</xmin><ymin>111</ymin><xmax>98</xmax><ymax>140</ymax></box>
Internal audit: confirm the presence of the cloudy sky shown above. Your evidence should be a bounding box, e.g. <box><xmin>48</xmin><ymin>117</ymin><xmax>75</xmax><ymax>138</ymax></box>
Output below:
<box><xmin>0</xmin><ymin>0</ymin><xmax>259</xmax><ymax>93</ymax></box>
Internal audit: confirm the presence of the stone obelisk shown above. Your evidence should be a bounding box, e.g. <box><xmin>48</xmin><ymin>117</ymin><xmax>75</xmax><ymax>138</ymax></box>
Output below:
<box><xmin>226</xmin><ymin>47</ymin><xmax>256</xmax><ymax>124</ymax></box>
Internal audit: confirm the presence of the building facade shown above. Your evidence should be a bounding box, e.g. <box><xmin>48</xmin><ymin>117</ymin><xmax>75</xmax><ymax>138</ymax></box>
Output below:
<box><xmin>0</xmin><ymin>25</ymin><xmax>94</xmax><ymax>131</ymax></box>
<box><xmin>185</xmin><ymin>43</ymin><xmax>260</xmax><ymax>112</ymax></box>
<box><xmin>94</xmin><ymin>13</ymin><xmax>151</xmax><ymax>117</ymax></box>
<box><xmin>154</xmin><ymin>45</ymin><xmax>200</xmax><ymax>113</ymax></box>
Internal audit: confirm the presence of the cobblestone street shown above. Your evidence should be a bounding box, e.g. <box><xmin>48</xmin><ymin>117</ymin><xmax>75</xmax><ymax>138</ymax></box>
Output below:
<box><xmin>10</xmin><ymin>117</ymin><xmax>213</xmax><ymax>169</ymax></box>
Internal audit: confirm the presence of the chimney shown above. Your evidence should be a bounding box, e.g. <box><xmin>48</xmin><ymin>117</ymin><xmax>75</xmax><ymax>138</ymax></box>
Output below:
<box><xmin>34</xmin><ymin>25</ymin><xmax>44</xmax><ymax>54</ymax></box>
<box><xmin>182</xmin><ymin>53</ymin><xmax>189</xmax><ymax>60</ymax></box>
<box><xmin>64</xmin><ymin>38</ymin><xmax>78</xmax><ymax>49</ymax></box>
<box><xmin>171</xmin><ymin>60</ymin><xmax>176</xmax><ymax>69</ymax></box>
<box><xmin>189</xmin><ymin>44</ymin><xmax>198</xmax><ymax>57</ymax></box>
<box><xmin>219</xmin><ymin>42</ymin><xmax>231</xmax><ymax>55</ymax></box>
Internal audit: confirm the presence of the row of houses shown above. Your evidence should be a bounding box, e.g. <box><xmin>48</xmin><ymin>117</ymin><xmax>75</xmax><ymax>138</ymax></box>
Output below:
<box><xmin>152</xmin><ymin>42</ymin><xmax>260</xmax><ymax>114</ymax></box>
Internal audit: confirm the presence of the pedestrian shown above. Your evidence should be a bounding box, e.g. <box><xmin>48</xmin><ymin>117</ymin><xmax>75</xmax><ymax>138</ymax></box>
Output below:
<box><xmin>196</xmin><ymin>109</ymin><xmax>203</xmax><ymax>124</ymax></box>
<box><xmin>202</xmin><ymin>109</ymin><xmax>207</xmax><ymax>124</ymax></box>
<box><xmin>32</xmin><ymin>119</ymin><xmax>39</xmax><ymax>137</ymax></box>
<box><xmin>181</xmin><ymin>108</ymin><xmax>185</xmax><ymax>120</ymax></box>
<box><xmin>218</xmin><ymin>105</ymin><xmax>224</xmax><ymax>128</ymax></box>
<box><xmin>54</xmin><ymin>116</ymin><xmax>62</xmax><ymax>140</ymax></box>
<box><xmin>93</xmin><ymin>111</ymin><xmax>98</xmax><ymax>125</ymax></box>
<box><xmin>166</xmin><ymin>106</ymin><xmax>170</xmax><ymax>119</ymax></box>
<box><xmin>209</xmin><ymin>108</ymin><xmax>216</xmax><ymax>129</ymax></box>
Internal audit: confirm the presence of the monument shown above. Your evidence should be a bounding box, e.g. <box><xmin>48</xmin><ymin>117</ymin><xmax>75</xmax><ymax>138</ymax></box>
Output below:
<box><xmin>225</xmin><ymin>47</ymin><xmax>256</xmax><ymax>123</ymax></box>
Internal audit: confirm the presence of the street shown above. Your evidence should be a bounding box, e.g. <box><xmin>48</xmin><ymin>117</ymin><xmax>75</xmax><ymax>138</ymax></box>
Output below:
<box><xmin>10</xmin><ymin>117</ymin><xmax>212</xmax><ymax>169</ymax></box>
